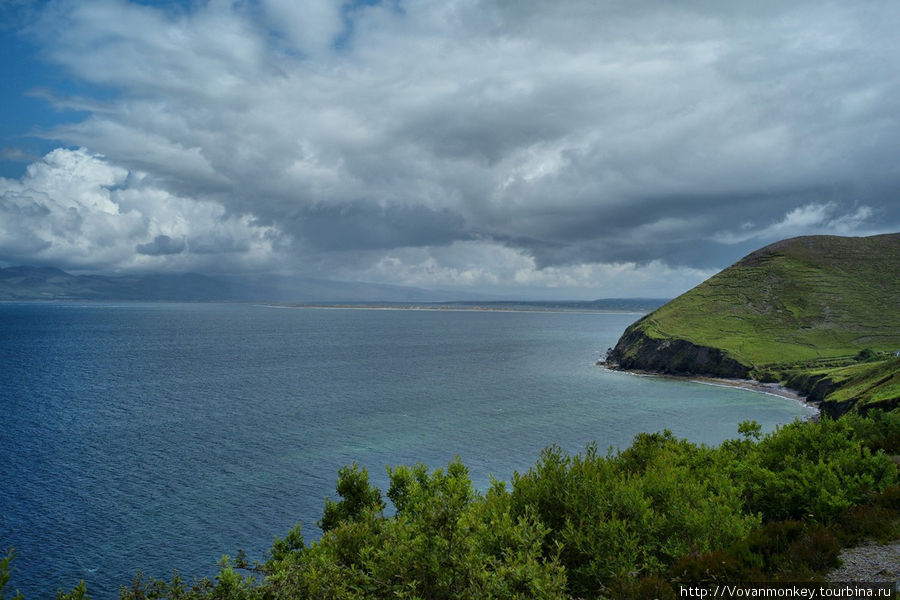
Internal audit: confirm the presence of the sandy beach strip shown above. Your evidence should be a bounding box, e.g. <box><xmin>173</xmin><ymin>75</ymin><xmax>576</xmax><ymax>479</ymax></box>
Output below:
<box><xmin>598</xmin><ymin>363</ymin><xmax>820</xmax><ymax>416</ymax></box>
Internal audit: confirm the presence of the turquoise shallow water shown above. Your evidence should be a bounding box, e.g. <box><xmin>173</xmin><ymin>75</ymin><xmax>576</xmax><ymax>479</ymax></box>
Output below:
<box><xmin>0</xmin><ymin>302</ymin><xmax>814</xmax><ymax>598</ymax></box>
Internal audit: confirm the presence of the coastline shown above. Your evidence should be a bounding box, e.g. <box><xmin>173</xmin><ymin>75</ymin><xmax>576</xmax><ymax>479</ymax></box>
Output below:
<box><xmin>262</xmin><ymin>303</ymin><xmax>647</xmax><ymax>315</ymax></box>
<box><xmin>597</xmin><ymin>363</ymin><xmax>821</xmax><ymax>418</ymax></box>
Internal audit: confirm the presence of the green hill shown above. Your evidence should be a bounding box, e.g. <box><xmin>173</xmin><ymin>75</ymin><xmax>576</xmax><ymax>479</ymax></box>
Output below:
<box><xmin>606</xmin><ymin>233</ymin><xmax>900</xmax><ymax>413</ymax></box>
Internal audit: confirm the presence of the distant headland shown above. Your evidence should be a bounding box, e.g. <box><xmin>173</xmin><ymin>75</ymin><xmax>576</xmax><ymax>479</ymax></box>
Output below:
<box><xmin>603</xmin><ymin>233</ymin><xmax>900</xmax><ymax>415</ymax></box>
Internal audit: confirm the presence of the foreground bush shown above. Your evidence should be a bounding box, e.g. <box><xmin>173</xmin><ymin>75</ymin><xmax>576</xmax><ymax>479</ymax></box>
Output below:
<box><xmin>508</xmin><ymin>435</ymin><xmax>758</xmax><ymax>597</ymax></box>
<box><xmin>5</xmin><ymin>410</ymin><xmax>899</xmax><ymax>599</ymax></box>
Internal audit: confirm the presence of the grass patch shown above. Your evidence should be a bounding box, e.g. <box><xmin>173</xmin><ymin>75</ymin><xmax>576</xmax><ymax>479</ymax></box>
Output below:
<box><xmin>822</xmin><ymin>358</ymin><xmax>900</xmax><ymax>408</ymax></box>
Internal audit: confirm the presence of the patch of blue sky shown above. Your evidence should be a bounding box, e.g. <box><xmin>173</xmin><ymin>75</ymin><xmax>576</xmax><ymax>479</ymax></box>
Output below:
<box><xmin>335</xmin><ymin>0</ymin><xmax>398</xmax><ymax>51</ymax></box>
<box><xmin>0</xmin><ymin>8</ymin><xmax>114</xmax><ymax>178</ymax></box>
<box><xmin>0</xmin><ymin>0</ymin><xmax>393</xmax><ymax>178</ymax></box>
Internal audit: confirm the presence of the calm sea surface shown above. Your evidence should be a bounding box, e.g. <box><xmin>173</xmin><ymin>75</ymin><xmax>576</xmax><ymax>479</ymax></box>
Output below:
<box><xmin>0</xmin><ymin>302</ymin><xmax>814</xmax><ymax>598</ymax></box>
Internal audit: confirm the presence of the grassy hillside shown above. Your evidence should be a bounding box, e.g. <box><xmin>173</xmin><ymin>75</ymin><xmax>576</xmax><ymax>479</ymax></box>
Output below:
<box><xmin>640</xmin><ymin>234</ymin><xmax>900</xmax><ymax>363</ymax></box>
<box><xmin>779</xmin><ymin>356</ymin><xmax>900</xmax><ymax>412</ymax></box>
<box><xmin>607</xmin><ymin>233</ymin><xmax>900</xmax><ymax>411</ymax></box>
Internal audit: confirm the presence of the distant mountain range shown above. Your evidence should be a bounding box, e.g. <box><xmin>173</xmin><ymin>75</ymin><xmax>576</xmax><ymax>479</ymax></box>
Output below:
<box><xmin>0</xmin><ymin>266</ymin><xmax>457</xmax><ymax>303</ymax></box>
<box><xmin>0</xmin><ymin>266</ymin><xmax>666</xmax><ymax>311</ymax></box>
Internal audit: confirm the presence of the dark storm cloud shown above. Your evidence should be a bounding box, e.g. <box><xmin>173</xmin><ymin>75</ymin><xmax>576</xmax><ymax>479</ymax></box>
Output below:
<box><xmin>136</xmin><ymin>234</ymin><xmax>185</xmax><ymax>256</ymax></box>
<box><xmin>292</xmin><ymin>203</ymin><xmax>468</xmax><ymax>251</ymax></box>
<box><xmin>3</xmin><ymin>0</ymin><xmax>899</xmax><ymax>294</ymax></box>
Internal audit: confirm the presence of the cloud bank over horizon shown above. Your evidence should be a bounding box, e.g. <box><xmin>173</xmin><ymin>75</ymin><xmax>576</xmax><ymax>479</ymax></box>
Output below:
<box><xmin>1</xmin><ymin>0</ymin><xmax>899</xmax><ymax>298</ymax></box>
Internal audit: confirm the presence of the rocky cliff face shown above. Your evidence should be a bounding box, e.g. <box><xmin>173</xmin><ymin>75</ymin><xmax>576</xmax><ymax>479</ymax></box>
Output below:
<box><xmin>780</xmin><ymin>371</ymin><xmax>853</xmax><ymax>417</ymax></box>
<box><xmin>605</xmin><ymin>321</ymin><xmax>751</xmax><ymax>379</ymax></box>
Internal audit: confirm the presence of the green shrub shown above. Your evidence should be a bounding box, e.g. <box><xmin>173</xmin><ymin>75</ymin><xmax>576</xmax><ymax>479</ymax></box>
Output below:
<box><xmin>730</xmin><ymin>521</ymin><xmax>839</xmax><ymax>578</ymax></box>
<box><xmin>669</xmin><ymin>550</ymin><xmax>760</xmax><ymax>585</ymax></box>
<box><xmin>842</xmin><ymin>409</ymin><xmax>900</xmax><ymax>453</ymax></box>
<box><xmin>855</xmin><ymin>348</ymin><xmax>878</xmax><ymax>362</ymax></box>
<box><xmin>1</xmin><ymin>549</ymin><xmax>23</xmax><ymax>600</ymax></box>
<box><xmin>509</xmin><ymin>434</ymin><xmax>758</xmax><ymax>598</ymax></box>
<box><xmin>734</xmin><ymin>417</ymin><xmax>898</xmax><ymax>521</ymax></box>
<box><xmin>836</xmin><ymin>504</ymin><xmax>899</xmax><ymax>544</ymax></box>
<box><xmin>609</xmin><ymin>574</ymin><xmax>678</xmax><ymax>600</ymax></box>
<box><xmin>318</xmin><ymin>463</ymin><xmax>384</xmax><ymax>533</ymax></box>
<box><xmin>266</xmin><ymin>459</ymin><xmax>567</xmax><ymax>600</ymax></box>
<box><xmin>875</xmin><ymin>484</ymin><xmax>900</xmax><ymax>509</ymax></box>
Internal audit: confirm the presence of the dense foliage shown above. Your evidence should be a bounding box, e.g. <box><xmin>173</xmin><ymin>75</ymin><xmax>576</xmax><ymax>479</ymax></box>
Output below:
<box><xmin>4</xmin><ymin>410</ymin><xmax>899</xmax><ymax>600</ymax></box>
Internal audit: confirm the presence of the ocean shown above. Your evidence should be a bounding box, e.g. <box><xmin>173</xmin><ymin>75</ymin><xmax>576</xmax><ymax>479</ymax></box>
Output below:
<box><xmin>0</xmin><ymin>302</ymin><xmax>814</xmax><ymax>598</ymax></box>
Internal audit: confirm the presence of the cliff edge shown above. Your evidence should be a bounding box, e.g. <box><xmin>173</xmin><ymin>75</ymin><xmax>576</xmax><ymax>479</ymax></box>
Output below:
<box><xmin>606</xmin><ymin>316</ymin><xmax>751</xmax><ymax>378</ymax></box>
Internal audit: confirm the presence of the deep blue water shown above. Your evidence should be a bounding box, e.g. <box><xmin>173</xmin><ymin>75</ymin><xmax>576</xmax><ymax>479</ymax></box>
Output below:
<box><xmin>0</xmin><ymin>302</ymin><xmax>814</xmax><ymax>598</ymax></box>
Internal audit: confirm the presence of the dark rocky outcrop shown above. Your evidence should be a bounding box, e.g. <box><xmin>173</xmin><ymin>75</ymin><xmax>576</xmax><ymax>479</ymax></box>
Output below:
<box><xmin>605</xmin><ymin>322</ymin><xmax>751</xmax><ymax>379</ymax></box>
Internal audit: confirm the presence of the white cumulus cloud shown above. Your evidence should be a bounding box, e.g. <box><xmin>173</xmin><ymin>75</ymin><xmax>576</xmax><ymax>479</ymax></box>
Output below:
<box><xmin>714</xmin><ymin>202</ymin><xmax>883</xmax><ymax>245</ymax></box>
<box><xmin>0</xmin><ymin>148</ymin><xmax>282</xmax><ymax>272</ymax></box>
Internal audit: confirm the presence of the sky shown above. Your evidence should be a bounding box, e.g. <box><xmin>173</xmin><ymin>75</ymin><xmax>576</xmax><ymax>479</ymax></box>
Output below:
<box><xmin>1</xmin><ymin>0</ymin><xmax>898</xmax><ymax>299</ymax></box>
